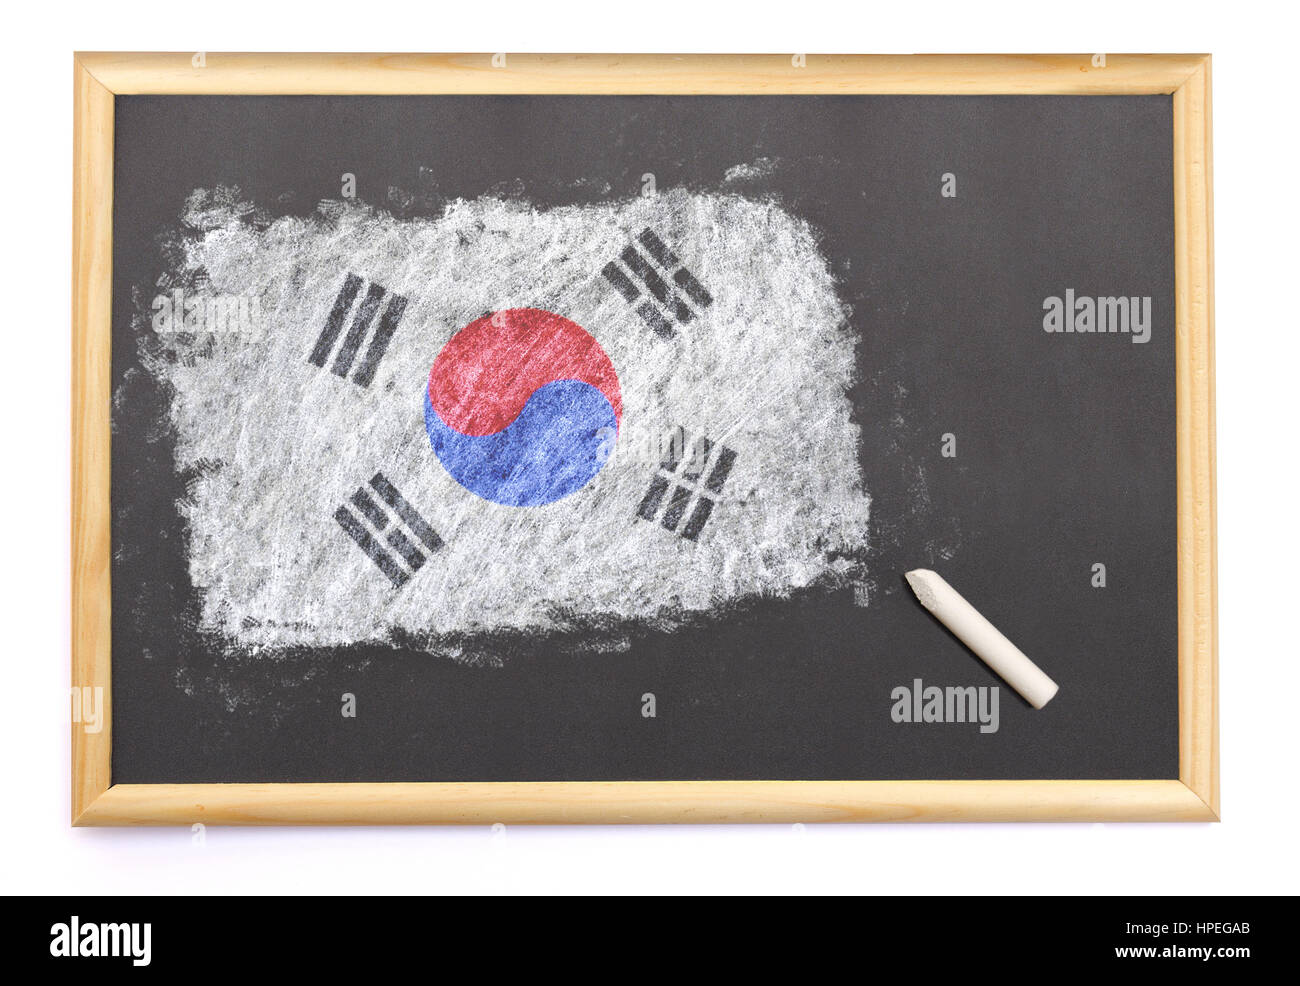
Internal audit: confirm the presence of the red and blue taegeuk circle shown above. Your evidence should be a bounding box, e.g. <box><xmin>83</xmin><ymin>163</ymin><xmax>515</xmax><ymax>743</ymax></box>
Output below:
<box><xmin>424</xmin><ymin>308</ymin><xmax>621</xmax><ymax>506</ymax></box>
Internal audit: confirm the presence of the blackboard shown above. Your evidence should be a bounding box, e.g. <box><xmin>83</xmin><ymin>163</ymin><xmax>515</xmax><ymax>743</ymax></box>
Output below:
<box><xmin>108</xmin><ymin>91</ymin><xmax>1178</xmax><ymax>786</ymax></box>
<box><xmin>71</xmin><ymin>53</ymin><xmax>1218</xmax><ymax>824</ymax></box>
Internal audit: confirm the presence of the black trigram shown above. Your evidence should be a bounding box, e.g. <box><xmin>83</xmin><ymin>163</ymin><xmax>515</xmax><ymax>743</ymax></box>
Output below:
<box><xmin>636</xmin><ymin>427</ymin><xmax>737</xmax><ymax>541</ymax></box>
<box><xmin>602</xmin><ymin>228</ymin><xmax>713</xmax><ymax>339</ymax></box>
<box><xmin>309</xmin><ymin>274</ymin><xmax>408</xmax><ymax>387</ymax></box>
<box><xmin>334</xmin><ymin>472</ymin><xmax>443</xmax><ymax>588</ymax></box>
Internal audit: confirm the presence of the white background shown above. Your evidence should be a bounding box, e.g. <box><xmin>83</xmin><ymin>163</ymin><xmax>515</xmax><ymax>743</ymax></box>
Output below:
<box><xmin>1</xmin><ymin>0</ymin><xmax>1295</xmax><ymax>895</ymax></box>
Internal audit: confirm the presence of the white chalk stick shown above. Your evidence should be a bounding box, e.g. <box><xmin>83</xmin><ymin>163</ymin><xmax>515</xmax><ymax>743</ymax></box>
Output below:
<box><xmin>904</xmin><ymin>569</ymin><xmax>1059</xmax><ymax>709</ymax></box>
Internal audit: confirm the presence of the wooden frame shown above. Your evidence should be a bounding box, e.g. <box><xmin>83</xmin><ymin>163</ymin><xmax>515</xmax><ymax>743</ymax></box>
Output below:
<box><xmin>72</xmin><ymin>52</ymin><xmax>1216</xmax><ymax>825</ymax></box>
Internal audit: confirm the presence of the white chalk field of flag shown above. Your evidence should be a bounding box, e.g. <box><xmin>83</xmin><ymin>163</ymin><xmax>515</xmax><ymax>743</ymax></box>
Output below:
<box><xmin>145</xmin><ymin>188</ymin><xmax>871</xmax><ymax>655</ymax></box>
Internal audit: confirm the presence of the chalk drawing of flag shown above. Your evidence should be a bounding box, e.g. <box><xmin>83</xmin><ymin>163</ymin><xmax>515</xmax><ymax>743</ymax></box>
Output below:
<box><xmin>145</xmin><ymin>187</ymin><xmax>871</xmax><ymax>657</ymax></box>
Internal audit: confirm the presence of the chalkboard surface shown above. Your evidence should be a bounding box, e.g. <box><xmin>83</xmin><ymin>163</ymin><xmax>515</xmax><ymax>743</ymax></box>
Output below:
<box><xmin>110</xmin><ymin>94</ymin><xmax>1177</xmax><ymax>784</ymax></box>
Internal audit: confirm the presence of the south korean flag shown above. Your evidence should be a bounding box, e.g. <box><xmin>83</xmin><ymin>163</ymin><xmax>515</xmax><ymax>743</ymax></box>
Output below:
<box><xmin>148</xmin><ymin>187</ymin><xmax>871</xmax><ymax>655</ymax></box>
